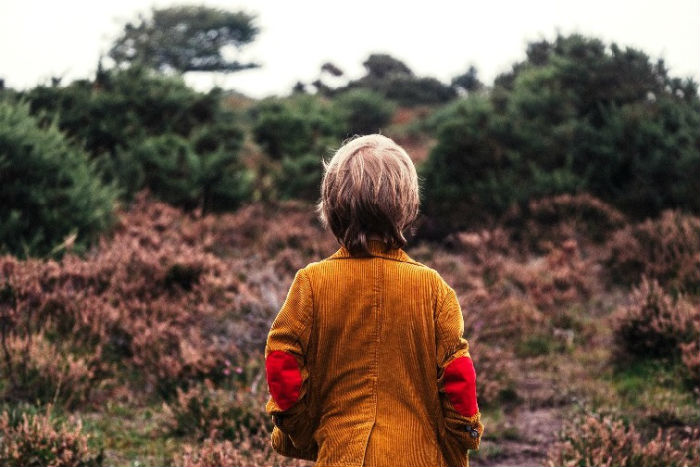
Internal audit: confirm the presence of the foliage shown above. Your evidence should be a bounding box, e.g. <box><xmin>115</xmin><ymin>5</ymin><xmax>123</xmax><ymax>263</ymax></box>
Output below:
<box><xmin>175</xmin><ymin>436</ymin><xmax>310</xmax><ymax>467</ymax></box>
<box><xmin>421</xmin><ymin>34</ymin><xmax>700</xmax><ymax>233</ymax></box>
<box><xmin>333</xmin><ymin>88</ymin><xmax>396</xmax><ymax>136</ymax></box>
<box><xmin>109</xmin><ymin>6</ymin><xmax>258</xmax><ymax>73</ymax></box>
<box><xmin>548</xmin><ymin>413</ymin><xmax>700</xmax><ymax>467</ymax></box>
<box><xmin>327</xmin><ymin>53</ymin><xmax>456</xmax><ymax>106</ymax></box>
<box><xmin>0</xmin><ymin>407</ymin><xmax>103</xmax><ymax>467</ymax></box>
<box><xmin>251</xmin><ymin>96</ymin><xmax>341</xmax><ymax>201</ymax></box>
<box><xmin>606</xmin><ymin>210</ymin><xmax>700</xmax><ymax>293</ymax></box>
<box><xmin>22</xmin><ymin>67</ymin><xmax>251</xmax><ymax>210</ymax></box>
<box><xmin>452</xmin><ymin>66</ymin><xmax>483</xmax><ymax>93</ymax></box>
<box><xmin>0</xmin><ymin>100</ymin><xmax>117</xmax><ymax>257</ymax></box>
<box><xmin>163</xmin><ymin>380</ymin><xmax>269</xmax><ymax>441</ymax></box>
<box><xmin>504</xmin><ymin>194</ymin><xmax>627</xmax><ymax>252</ymax></box>
<box><xmin>129</xmin><ymin>133</ymin><xmax>252</xmax><ymax>212</ymax></box>
<box><xmin>612</xmin><ymin>278</ymin><xmax>699</xmax><ymax>368</ymax></box>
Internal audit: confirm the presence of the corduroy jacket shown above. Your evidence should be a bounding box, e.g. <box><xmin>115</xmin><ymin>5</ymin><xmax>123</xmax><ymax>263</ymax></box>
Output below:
<box><xmin>265</xmin><ymin>240</ymin><xmax>483</xmax><ymax>467</ymax></box>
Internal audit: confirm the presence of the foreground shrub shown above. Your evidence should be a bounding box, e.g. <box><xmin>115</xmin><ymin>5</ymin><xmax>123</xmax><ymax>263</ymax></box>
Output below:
<box><xmin>162</xmin><ymin>379</ymin><xmax>269</xmax><ymax>441</ymax></box>
<box><xmin>612</xmin><ymin>278</ymin><xmax>700</xmax><ymax>388</ymax></box>
<box><xmin>0</xmin><ymin>100</ymin><xmax>117</xmax><ymax>257</ymax></box>
<box><xmin>548</xmin><ymin>414</ymin><xmax>700</xmax><ymax>467</ymax></box>
<box><xmin>1</xmin><ymin>333</ymin><xmax>94</xmax><ymax>409</ymax></box>
<box><xmin>0</xmin><ymin>194</ymin><xmax>243</xmax><ymax>399</ymax></box>
<box><xmin>613</xmin><ymin>278</ymin><xmax>699</xmax><ymax>363</ymax></box>
<box><xmin>0</xmin><ymin>407</ymin><xmax>103</xmax><ymax>467</ymax></box>
<box><xmin>175</xmin><ymin>436</ymin><xmax>310</xmax><ymax>467</ymax></box>
<box><xmin>606</xmin><ymin>210</ymin><xmax>700</xmax><ymax>293</ymax></box>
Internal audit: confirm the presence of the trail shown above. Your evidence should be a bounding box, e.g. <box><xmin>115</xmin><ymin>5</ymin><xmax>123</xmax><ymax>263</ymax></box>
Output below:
<box><xmin>471</xmin><ymin>366</ymin><xmax>564</xmax><ymax>467</ymax></box>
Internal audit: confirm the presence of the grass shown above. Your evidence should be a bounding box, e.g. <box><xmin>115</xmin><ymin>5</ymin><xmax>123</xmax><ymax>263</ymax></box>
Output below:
<box><xmin>80</xmin><ymin>402</ymin><xmax>180</xmax><ymax>467</ymax></box>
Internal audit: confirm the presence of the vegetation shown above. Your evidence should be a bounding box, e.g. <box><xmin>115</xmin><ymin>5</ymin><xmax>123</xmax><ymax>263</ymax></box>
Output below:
<box><xmin>0</xmin><ymin>8</ymin><xmax>698</xmax><ymax>464</ymax></box>
<box><xmin>109</xmin><ymin>6</ymin><xmax>259</xmax><ymax>73</ymax></box>
<box><xmin>0</xmin><ymin>101</ymin><xmax>117</xmax><ymax>257</ymax></box>
<box><xmin>420</xmin><ymin>34</ymin><xmax>700</xmax><ymax>234</ymax></box>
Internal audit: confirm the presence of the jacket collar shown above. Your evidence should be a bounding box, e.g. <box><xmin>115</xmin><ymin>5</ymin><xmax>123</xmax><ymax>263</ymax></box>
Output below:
<box><xmin>328</xmin><ymin>239</ymin><xmax>420</xmax><ymax>264</ymax></box>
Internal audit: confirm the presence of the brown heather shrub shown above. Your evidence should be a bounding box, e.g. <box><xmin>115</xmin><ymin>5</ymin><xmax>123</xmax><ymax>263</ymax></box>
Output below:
<box><xmin>548</xmin><ymin>414</ymin><xmax>700</xmax><ymax>467</ymax></box>
<box><xmin>606</xmin><ymin>210</ymin><xmax>700</xmax><ymax>292</ymax></box>
<box><xmin>613</xmin><ymin>278</ymin><xmax>699</xmax><ymax>365</ymax></box>
<box><xmin>175</xmin><ymin>436</ymin><xmax>311</xmax><ymax>467</ymax></box>
<box><xmin>2</xmin><ymin>333</ymin><xmax>94</xmax><ymax>409</ymax></box>
<box><xmin>162</xmin><ymin>379</ymin><xmax>270</xmax><ymax>441</ymax></box>
<box><xmin>505</xmin><ymin>193</ymin><xmax>627</xmax><ymax>251</ymax></box>
<box><xmin>680</xmin><ymin>339</ymin><xmax>700</xmax><ymax>388</ymax></box>
<box><xmin>505</xmin><ymin>239</ymin><xmax>597</xmax><ymax>312</ymax></box>
<box><xmin>0</xmin><ymin>406</ymin><xmax>103</xmax><ymax>467</ymax></box>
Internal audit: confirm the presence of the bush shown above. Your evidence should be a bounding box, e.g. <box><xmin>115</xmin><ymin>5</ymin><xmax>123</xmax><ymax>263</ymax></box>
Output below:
<box><xmin>252</xmin><ymin>96</ymin><xmax>340</xmax><ymax>200</ymax></box>
<box><xmin>548</xmin><ymin>413</ymin><xmax>700</xmax><ymax>467</ymax></box>
<box><xmin>606</xmin><ymin>210</ymin><xmax>700</xmax><ymax>293</ymax></box>
<box><xmin>175</xmin><ymin>437</ymin><xmax>310</xmax><ymax>467</ymax></box>
<box><xmin>0</xmin><ymin>333</ymin><xmax>94</xmax><ymax>409</ymax></box>
<box><xmin>333</xmin><ymin>89</ymin><xmax>396</xmax><ymax>137</ymax></box>
<box><xmin>162</xmin><ymin>380</ymin><xmax>269</xmax><ymax>441</ymax></box>
<box><xmin>612</xmin><ymin>278</ymin><xmax>699</xmax><ymax>364</ymax></box>
<box><xmin>127</xmin><ymin>134</ymin><xmax>252</xmax><ymax>212</ymax></box>
<box><xmin>0</xmin><ymin>407</ymin><xmax>103</xmax><ymax>467</ymax></box>
<box><xmin>277</xmin><ymin>154</ymin><xmax>324</xmax><ymax>201</ymax></box>
<box><xmin>0</xmin><ymin>100</ymin><xmax>117</xmax><ymax>257</ymax></box>
<box><xmin>382</xmin><ymin>76</ymin><xmax>456</xmax><ymax>106</ymax></box>
<box><xmin>420</xmin><ymin>34</ymin><xmax>700</xmax><ymax>234</ymax></box>
<box><xmin>23</xmin><ymin>67</ymin><xmax>249</xmax><ymax>207</ymax></box>
<box><xmin>504</xmin><ymin>193</ymin><xmax>627</xmax><ymax>251</ymax></box>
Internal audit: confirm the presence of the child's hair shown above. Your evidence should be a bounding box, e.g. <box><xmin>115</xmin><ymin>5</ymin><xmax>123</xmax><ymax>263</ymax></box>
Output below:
<box><xmin>317</xmin><ymin>134</ymin><xmax>420</xmax><ymax>256</ymax></box>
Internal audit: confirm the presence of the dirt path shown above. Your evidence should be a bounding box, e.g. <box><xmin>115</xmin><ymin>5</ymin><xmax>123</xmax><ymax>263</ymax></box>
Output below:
<box><xmin>471</xmin><ymin>362</ymin><xmax>565</xmax><ymax>467</ymax></box>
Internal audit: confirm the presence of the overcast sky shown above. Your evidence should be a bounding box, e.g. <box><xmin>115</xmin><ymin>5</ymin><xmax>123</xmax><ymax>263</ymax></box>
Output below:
<box><xmin>1</xmin><ymin>0</ymin><xmax>699</xmax><ymax>98</ymax></box>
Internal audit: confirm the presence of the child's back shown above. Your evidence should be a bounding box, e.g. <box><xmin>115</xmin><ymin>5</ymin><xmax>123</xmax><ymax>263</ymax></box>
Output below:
<box><xmin>265</xmin><ymin>135</ymin><xmax>483</xmax><ymax>467</ymax></box>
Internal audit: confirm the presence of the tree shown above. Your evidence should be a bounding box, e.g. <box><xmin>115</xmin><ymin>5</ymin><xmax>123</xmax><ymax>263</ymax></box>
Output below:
<box><xmin>109</xmin><ymin>6</ymin><xmax>259</xmax><ymax>73</ymax></box>
<box><xmin>362</xmin><ymin>54</ymin><xmax>413</xmax><ymax>79</ymax></box>
<box><xmin>451</xmin><ymin>65</ymin><xmax>483</xmax><ymax>93</ymax></box>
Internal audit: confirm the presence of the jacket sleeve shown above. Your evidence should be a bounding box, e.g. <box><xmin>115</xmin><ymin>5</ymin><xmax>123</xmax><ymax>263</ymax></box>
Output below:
<box><xmin>265</xmin><ymin>268</ymin><xmax>318</xmax><ymax>460</ymax></box>
<box><xmin>435</xmin><ymin>283</ymin><xmax>484</xmax><ymax>467</ymax></box>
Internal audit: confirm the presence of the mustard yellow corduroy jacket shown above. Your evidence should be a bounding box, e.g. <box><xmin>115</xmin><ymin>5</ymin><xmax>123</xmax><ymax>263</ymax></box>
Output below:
<box><xmin>265</xmin><ymin>240</ymin><xmax>484</xmax><ymax>467</ymax></box>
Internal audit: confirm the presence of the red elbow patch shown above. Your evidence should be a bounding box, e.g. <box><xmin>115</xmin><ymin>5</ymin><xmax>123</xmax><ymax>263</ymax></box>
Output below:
<box><xmin>444</xmin><ymin>356</ymin><xmax>478</xmax><ymax>417</ymax></box>
<box><xmin>265</xmin><ymin>350</ymin><xmax>302</xmax><ymax>410</ymax></box>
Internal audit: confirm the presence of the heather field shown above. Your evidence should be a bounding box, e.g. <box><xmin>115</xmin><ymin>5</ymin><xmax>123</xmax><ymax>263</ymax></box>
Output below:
<box><xmin>1</xmin><ymin>193</ymin><xmax>698</xmax><ymax>466</ymax></box>
<box><xmin>1</xmin><ymin>6</ymin><xmax>700</xmax><ymax>465</ymax></box>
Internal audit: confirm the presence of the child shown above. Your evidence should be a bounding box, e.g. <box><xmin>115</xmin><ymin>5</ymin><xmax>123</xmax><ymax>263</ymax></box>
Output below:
<box><xmin>265</xmin><ymin>134</ymin><xmax>483</xmax><ymax>467</ymax></box>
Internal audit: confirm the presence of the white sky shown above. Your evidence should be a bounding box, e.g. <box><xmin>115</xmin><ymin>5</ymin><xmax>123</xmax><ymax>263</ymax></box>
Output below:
<box><xmin>1</xmin><ymin>0</ymin><xmax>699</xmax><ymax>98</ymax></box>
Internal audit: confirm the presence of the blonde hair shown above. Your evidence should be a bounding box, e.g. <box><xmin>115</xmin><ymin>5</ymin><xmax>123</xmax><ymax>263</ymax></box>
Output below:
<box><xmin>317</xmin><ymin>134</ymin><xmax>420</xmax><ymax>256</ymax></box>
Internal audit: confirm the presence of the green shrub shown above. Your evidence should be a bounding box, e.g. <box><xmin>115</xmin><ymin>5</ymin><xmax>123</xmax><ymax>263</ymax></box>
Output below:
<box><xmin>277</xmin><ymin>154</ymin><xmax>324</xmax><ymax>201</ymax></box>
<box><xmin>252</xmin><ymin>96</ymin><xmax>340</xmax><ymax>201</ymax></box>
<box><xmin>420</xmin><ymin>34</ymin><xmax>700</xmax><ymax>235</ymax></box>
<box><xmin>23</xmin><ymin>67</ymin><xmax>249</xmax><ymax>208</ymax></box>
<box><xmin>124</xmin><ymin>133</ymin><xmax>252</xmax><ymax>212</ymax></box>
<box><xmin>383</xmin><ymin>76</ymin><xmax>456</xmax><ymax>106</ymax></box>
<box><xmin>0</xmin><ymin>101</ymin><xmax>117</xmax><ymax>257</ymax></box>
<box><xmin>333</xmin><ymin>89</ymin><xmax>396</xmax><ymax>137</ymax></box>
